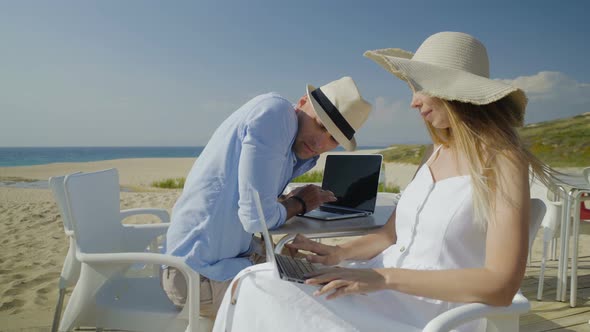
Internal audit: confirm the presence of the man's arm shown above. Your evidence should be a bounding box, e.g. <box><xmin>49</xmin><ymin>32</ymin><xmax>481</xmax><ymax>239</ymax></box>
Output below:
<box><xmin>236</xmin><ymin>97</ymin><xmax>301</xmax><ymax>232</ymax></box>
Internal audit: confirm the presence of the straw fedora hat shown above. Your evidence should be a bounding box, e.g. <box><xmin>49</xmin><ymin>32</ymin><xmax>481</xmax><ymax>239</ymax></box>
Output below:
<box><xmin>306</xmin><ymin>76</ymin><xmax>372</xmax><ymax>151</ymax></box>
<box><xmin>364</xmin><ymin>31</ymin><xmax>527</xmax><ymax>118</ymax></box>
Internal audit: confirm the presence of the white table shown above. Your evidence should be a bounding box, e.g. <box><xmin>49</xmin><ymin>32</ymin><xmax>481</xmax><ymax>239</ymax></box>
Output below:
<box><xmin>554</xmin><ymin>173</ymin><xmax>590</xmax><ymax>307</ymax></box>
<box><xmin>270</xmin><ymin>192</ymin><xmax>398</xmax><ymax>253</ymax></box>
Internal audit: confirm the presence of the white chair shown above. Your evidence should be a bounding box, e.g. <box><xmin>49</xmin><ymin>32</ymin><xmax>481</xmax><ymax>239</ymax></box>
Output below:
<box><xmin>49</xmin><ymin>172</ymin><xmax>176</xmax><ymax>331</ymax></box>
<box><xmin>49</xmin><ymin>174</ymin><xmax>82</xmax><ymax>332</ymax></box>
<box><xmin>422</xmin><ymin>198</ymin><xmax>546</xmax><ymax>332</ymax></box>
<box><xmin>59</xmin><ymin>168</ymin><xmax>210</xmax><ymax>332</ymax></box>
<box><xmin>569</xmin><ymin>166</ymin><xmax>590</xmax><ymax>307</ymax></box>
<box><xmin>536</xmin><ymin>185</ymin><xmax>563</xmax><ymax>300</ymax></box>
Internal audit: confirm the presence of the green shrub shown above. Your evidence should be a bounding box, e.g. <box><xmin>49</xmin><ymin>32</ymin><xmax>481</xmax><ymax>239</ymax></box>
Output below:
<box><xmin>378</xmin><ymin>183</ymin><xmax>400</xmax><ymax>193</ymax></box>
<box><xmin>292</xmin><ymin>171</ymin><xmax>323</xmax><ymax>183</ymax></box>
<box><xmin>379</xmin><ymin>145</ymin><xmax>427</xmax><ymax>164</ymax></box>
<box><xmin>152</xmin><ymin>177</ymin><xmax>186</xmax><ymax>189</ymax></box>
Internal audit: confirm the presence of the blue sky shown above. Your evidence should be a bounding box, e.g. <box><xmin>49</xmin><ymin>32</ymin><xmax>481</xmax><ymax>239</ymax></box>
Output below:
<box><xmin>1</xmin><ymin>1</ymin><xmax>589</xmax><ymax>147</ymax></box>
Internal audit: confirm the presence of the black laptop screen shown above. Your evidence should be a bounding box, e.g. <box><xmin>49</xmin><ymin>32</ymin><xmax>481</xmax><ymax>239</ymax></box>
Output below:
<box><xmin>321</xmin><ymin>154</ymin><xmax>382</xmax><ymax>212</ymax></box>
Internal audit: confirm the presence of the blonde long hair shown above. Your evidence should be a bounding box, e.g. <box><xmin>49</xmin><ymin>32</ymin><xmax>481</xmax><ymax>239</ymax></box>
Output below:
<box><xmin>425</xmin><ymin>95</ymin><xmax>553</xmax><ymax>226</ymax></box>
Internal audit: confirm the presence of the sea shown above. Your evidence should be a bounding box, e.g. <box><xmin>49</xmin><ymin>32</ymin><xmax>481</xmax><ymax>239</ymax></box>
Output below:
<box><xmin>0</xmin><ymin>146</ymin><xmax>387</xmax><ymax>167</ymax></box>
<box><xmin>0</xmin><ymin>146</ymin><xmax>206</xmax><ymax>167</ymax></box>
<box><xmin>0</xmin><ymin>146</ymin><xmax>387</xmax><ymax>189</ymax></box>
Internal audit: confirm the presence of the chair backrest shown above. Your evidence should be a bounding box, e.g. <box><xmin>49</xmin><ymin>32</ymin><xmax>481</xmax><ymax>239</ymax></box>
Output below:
<box><xmin>582</xmin><ymin>167</ymin><xmax>590</xmax><ymax>212</ymax></box>
<box><xmin>583</xmin><ymin>167</ymin><xmax>590</xmax><ymax>185</ymax></box>
<box><xmin>529</xmin><ymin>198</ymin><xmax>547</xmax><ymax>251</ymax></box>
<box><xmin>49</xmin><ymin>174</ymin><xmax>76</xmax><ymax>234</ymax></box>
<box><xmin>49</xmin><ymin>173</ymin><xmax>83</xmax><ymax>289</ymax></box>
<box><xmin>64</xmin><ymin>168</ymin><xmax>126</xmax><ymax>253</ymax></box>
<box><xmin>539</xmin><ymin>185</ymin><xmax>562</xmax><ymax>234</ymax></box>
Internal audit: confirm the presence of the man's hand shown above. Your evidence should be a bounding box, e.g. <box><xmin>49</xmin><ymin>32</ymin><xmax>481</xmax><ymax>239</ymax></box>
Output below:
<box><xmin>287</xmin><ymin>184</ymin><xmax>336</xmax><ymax>212</ymax></box>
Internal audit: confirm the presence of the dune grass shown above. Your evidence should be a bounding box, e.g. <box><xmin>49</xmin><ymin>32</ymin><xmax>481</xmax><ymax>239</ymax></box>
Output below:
<box><xmin>379</xmin><ymin>183</ymin><xmax>401</xmax><ymax>193</ymax></box>
<box><xmin>151</xmin><ymin>177</ymin><xmax>185</xmax><ymax>189</ymax></box>
<box><xmin>0</xmin><ymin>176</ymin><xmax>38</xmax><ymax>183</ymax></box>
<box><xmin>291</xmin><ymin>171</ymin><xmax>323</xmax><ymax>183</ymax></box>
<box><xmin>379</xmin><ymin>145</ymin><xmax>427</xmax><ymax>164</ymax></box>
<box><xmin>292</xmin><ymin>170</ymin><xmax>400</xmax><ymax>193</ymax></box>
<box><xmin>150</xmin><ymin>172</ymin><xmax>400</xmax><ymax>193</ymax></box>
<box><xmin>519</xmin><ymin>112</ymin><xmax>590</xmax><ymax>167</ymax></box>
<box><xmin>378</xmin><ymin>112</ymin><xmax>589</xmax><ymax>167</ymax></box>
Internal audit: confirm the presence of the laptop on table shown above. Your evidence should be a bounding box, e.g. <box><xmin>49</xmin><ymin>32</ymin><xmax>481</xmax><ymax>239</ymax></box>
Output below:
<box><xmin>303</xmin><ymin>154</ymin><xmax>383</xmax><ymax>221</ymax></box>
<box><xmin>252</xmin><ymin>189</ymin><xmax>317</xmax><ymax>284</ymax></box>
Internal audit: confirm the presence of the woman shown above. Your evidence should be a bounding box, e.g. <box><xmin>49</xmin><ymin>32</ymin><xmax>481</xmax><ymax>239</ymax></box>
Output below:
<box><xmin>212</xmin><ymin>31</ymin><xmax>553</xmax><ymax>331</ymax></box>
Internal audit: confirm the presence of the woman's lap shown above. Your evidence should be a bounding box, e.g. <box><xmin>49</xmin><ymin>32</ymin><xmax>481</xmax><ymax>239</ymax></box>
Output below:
<box><xmin>213</xmin><ymin>263</ymin><xmax>424</xmax><ymax>331</ymax></box>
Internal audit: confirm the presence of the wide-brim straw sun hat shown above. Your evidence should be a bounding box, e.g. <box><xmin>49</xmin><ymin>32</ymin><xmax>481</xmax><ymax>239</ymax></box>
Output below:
<box><xmin>306</xmin><ymin>76</ymin><xmax>372</xmax><ymax>151</ymax></box>
<box><xmin>364</xmin><ymin>31</ymin><xmax>527</xmax><ymax>120</ymax></box>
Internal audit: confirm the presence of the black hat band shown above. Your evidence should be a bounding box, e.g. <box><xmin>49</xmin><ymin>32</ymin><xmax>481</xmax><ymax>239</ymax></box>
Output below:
<box><xmin>311</xmin><ymin>88</ymin><xmax>355</xmax><ymax>140</ymax></box>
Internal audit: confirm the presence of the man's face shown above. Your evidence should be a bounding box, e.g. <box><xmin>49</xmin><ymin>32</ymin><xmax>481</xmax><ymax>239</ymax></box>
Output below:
<box><xmin>293</xmin><ymin>95</ymin><xmax>339</xmax><ymax>160</ymax></box>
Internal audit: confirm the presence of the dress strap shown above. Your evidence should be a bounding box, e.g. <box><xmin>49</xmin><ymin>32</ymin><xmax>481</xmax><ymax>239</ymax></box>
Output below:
<box><xmin>425</xmin><ymin>144</ymin><xmax>443</xmax><ymax>165</ymax></box>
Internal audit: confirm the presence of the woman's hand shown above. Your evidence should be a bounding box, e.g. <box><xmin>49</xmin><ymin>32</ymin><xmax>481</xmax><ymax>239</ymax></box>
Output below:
<box><xmin>304</xmin><ymin>267</ymin><xmax>388</xmax><ymax>300</ymax></box>
<box><xmin>285</xmin><ymin>234</ymin><xmax>343</xmax><ymax>266</ymax></box>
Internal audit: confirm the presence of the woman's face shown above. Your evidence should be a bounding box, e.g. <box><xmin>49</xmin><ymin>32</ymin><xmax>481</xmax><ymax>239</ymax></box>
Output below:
<box><xmin>410</xmin><ymin>92</ymin><xmax>450</xmax><ymax>129</ymax></box>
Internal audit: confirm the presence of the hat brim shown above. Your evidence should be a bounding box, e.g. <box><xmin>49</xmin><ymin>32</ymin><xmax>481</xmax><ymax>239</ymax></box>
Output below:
<box><xmin>364</xmin><ymin>49</ymin><xmax>527</xmax><ymax>115</ymax></box>
<box><xmin>306</xmin><ymin>84</ymin><xmax>357</xmax><ymax>151</ymax></box>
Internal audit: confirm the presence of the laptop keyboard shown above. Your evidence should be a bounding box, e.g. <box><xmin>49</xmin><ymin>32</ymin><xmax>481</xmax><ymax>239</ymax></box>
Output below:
<box><xmin>319</xmin><ymin>205</ymin><xmax>348</xmax><ymax>214</ymax></box>
<box><xmin>275</xmin><ymin>254</ymin><xmax>315</xmax><ymax>281</ymax></box>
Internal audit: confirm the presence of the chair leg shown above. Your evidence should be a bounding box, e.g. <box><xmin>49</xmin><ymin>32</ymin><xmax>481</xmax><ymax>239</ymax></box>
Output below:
<box><xmin>537</xmin><ymin>241</ymin><xmax>548</xmax><ymax>300</ymax></box>
<box><xmin>51</xmin><ymin>288</ymin><xmax>66</xmax><ymax>332</ymax></box>
<box><xmin>570</xmin><ymin>197</ymin><xmax>582</xmax><ymax>307</ymax></box>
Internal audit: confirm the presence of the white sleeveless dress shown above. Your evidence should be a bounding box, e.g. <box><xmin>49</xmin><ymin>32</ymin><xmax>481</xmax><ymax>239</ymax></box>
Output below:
<box><xmin>213</xmin><ymin>148</ymin><xmax>487</xmax><ymax>332</ymax></box>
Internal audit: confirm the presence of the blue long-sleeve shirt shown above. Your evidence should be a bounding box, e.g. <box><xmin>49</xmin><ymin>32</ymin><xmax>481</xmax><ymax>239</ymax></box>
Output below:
<box><xmin>166</xmin><ymin>93</ymin><xmax>318</xmax><ymax>281</ymax></box>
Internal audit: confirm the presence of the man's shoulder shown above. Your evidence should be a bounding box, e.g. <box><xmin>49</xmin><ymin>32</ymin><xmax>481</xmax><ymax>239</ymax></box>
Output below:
<box><xmin>250</xmin><ymin>92</ymin><xmax>292</xmax><ymax>108</ymax></box>
<box><xmin>238</xmin><ymin>92</ymin><xmax>298</xmax><ymax>140</ymax></box>
<box><xmin>245</xmin><ymin>93</ymin><xmax>295</xmax><ymax>121</ymax></box>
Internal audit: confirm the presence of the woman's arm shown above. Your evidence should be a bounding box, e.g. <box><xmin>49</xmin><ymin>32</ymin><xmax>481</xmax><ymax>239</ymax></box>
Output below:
<box><xmin>308</xmin><ymin>153</ymin><xmax>530</xmax><ymax>306</ymax></box>
<box><xmin>336</xmin><ymin>210</ymin><xmax>398</xmax><ymax>261</ymax></box>
<box><xmin>287</xmin><ymin>209</ymin><xmax>397</xmax><ymax>265</ymax></box>
<box><xmin>296</xmin><ymin>144</ymin><xmax>432</xmax><ymax>263</ymax></box>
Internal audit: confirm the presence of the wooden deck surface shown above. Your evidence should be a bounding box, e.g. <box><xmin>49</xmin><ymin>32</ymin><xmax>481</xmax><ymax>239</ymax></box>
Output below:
<box><xmin>520</xmin><ymin>254</ymin><xmax>590</xmax><ymax>331</ymax></box>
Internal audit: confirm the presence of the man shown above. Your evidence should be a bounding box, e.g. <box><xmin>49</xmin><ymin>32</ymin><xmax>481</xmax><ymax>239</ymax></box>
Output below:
<box><xmin>163</xmin><ymin>76</ymin><xmax>372</xmax><ymax>318</ymax></box>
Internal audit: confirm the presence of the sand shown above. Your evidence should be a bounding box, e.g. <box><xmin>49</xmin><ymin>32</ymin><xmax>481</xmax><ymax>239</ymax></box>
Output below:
<box><xmin>0</xmin><ymin>158</ymin><xmax>197</xmax><ymax>190</ymax></box>
<box><xmin>0</xmin><ymin>151</ymin><xmax>586</xmax><ymax>330</ymax></box>
<box><xmin>0</xmin><ymin>149</ymin><xmax>419</xmax><ymax>330</ymax></box>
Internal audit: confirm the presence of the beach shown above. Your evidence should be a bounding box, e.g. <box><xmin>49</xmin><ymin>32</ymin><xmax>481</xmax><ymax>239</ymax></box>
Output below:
<box><xmin>0</xmin><ymin>148</ymin><xmax>419</xmax><ymax>330</ymax></box>
<box><xmin>0</xmin><ymin>152</ymin><xmax>587</xmax><ymax>330</ymax></box>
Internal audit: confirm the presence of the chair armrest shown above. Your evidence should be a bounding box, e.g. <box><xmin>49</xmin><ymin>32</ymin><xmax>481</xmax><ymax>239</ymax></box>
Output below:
<box><xmin>120</xmin><ymin>223</ymin><xmax>170</xmax><ymax>252</ymax></box>
<box><xmin>120</xmin><ymin>208</ymin><xmax>170</xmax><ymax>223</ymax></box>
<box><xmin>119</xmin><ymin>208</ymin><xmax>170</xmax><ymax>251</ymax></box>
<box><xmin>78</xmin><ymin>251</ymin><xmax>186</xmax><ymax>269</ymax></box>
<box><xmin>78</xmin><ymin>252</ymin><xmax>200</xmax><ymax>330</ymax></box>
<box><xmin>422</xmin><ymin>293</ymin><xmax>530</xmax><ymax>332</ymax></box>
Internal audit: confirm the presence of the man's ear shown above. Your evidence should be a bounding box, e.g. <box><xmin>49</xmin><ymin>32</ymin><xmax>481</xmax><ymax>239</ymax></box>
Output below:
<box><xmin>295</xmin><ymin>95</ymin><xmax>308</xmax><ymax>111</ymax></box>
